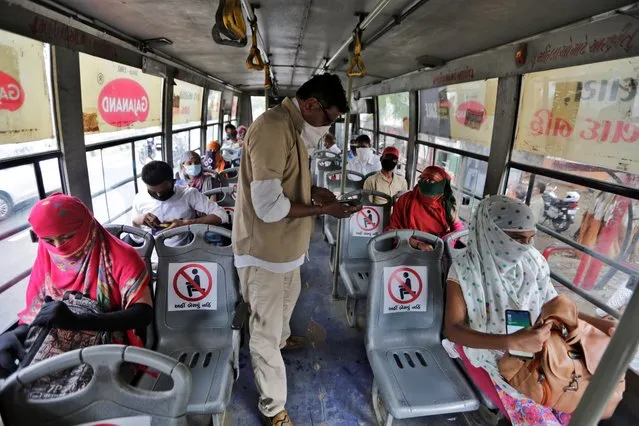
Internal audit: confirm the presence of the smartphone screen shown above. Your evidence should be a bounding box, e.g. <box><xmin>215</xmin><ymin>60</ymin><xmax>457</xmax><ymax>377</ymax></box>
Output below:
<box><xmin>505</xmin><ymin>309</ymin><xmax>533</xmax><ymax>358</ymax></box>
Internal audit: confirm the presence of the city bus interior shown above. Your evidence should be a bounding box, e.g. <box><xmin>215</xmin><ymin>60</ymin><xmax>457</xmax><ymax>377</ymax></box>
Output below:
<box><xmin>2</xmin><ymin>0</ymin><xmax>639</xmax><ymax>424</ymax></box>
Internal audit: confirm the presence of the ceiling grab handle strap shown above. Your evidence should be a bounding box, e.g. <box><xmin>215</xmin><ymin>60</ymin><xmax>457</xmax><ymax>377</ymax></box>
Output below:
<box><xmin>245</xmin><ymin>18</ymin><xmax>265</xmax><ymax>71</ymax></box>
<box><xmin>347</xmin><ymin>27</ymin><xmax>367</xmax><ymax>78</ymax></box>
<box><xmin>264</xmin><ymin>63</ymin><xmax>273</xmax><ymax>89</ymax></box>
<box><xmin>211</xmin><ymin>0</ymin><xmax>247</xmax><ymax>47</ymax></box>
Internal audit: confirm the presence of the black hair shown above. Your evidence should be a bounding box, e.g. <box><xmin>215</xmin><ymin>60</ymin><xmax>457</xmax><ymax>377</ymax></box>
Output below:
<box><xmin>142</xmin><ymin>161</ymin><xmax>174</xmax><ymax>185</ymax></box>
<box><xmin>225</xmin><ymin>124</ymin><xmax>237</xmax><ymax>132</ymax></box>
<box><xmin>355</xmin><ymin>134</ymin><xmax>371</xmax><ymax>145</ymax></box>
<box><xmin>536</xmin><ymin>182</ymin><xmax>546</xmax><ymax>193</ymax></box>
<box><xmin>296</xmin><ymin>73</ymin><xmax>349</xmax><ymax>114</ymax></box>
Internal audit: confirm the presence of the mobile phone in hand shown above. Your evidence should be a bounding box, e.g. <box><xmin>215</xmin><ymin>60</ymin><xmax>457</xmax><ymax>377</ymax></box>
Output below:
<box><xmin>505</xmin><ymin>309</ymin><xmax>534</xmax><ymax>358</ymax></box>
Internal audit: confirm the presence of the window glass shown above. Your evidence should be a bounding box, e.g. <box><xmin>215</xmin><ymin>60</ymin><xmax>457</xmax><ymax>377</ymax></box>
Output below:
<box><xmin>378</xmin><ymin>92</ymin><xmax>409</xmax><ymax>137</ymax></box>
<box><xmin>88</xmin><ymin>145</ymin><xmax>136</xmax><ymax>223</ymax></box>
<box><xmin>172</xmin><ymin>131</ymin><xmax>190</xmax><ymax>170</ymax></box>
<box><xmin>505</xmin><ymin>168</ymin><xmax>639</xmax><ymax>316</ymax></box>
<box><xmin>0</xmin><ymin>163</ymin><xmax>63</xmax><ymax>329</ymax></box>
<box><xmin>360</xmin><ymin>113</ymin><xmax>374</xmax><ymax>130</ymax></box>
<box><xmin>379</xmin><ymin>135</ymin><xmax>407</xmax><ymax>177</ymax></box>
<box><xmin>173</xmin><ymin>79</ymin><xmax>203</xmax><ymax>128</ymax></box>
<box><xmin>415</xmin><ymin>144</ymin><xmax>434</xmax><ymax>177</ymax></box>
<box><xmin>40</xmin><ymin>158</ymin><xmax>62</xmax><ymax>195</ymax></box>
<box><xmin>207</xmin><ymin>90</ymin><xmax>221</xmax><ymax>123</ymax></box>
<box><xmin>231</xmin><ymin>95</ymin><xmax>239</xmax><ymax>120</ymax></box>
<box><xmin>80</xmin><ymin>53</ymin><xmax>162</xmax><ymax>144</ymax></box>
<box><xmin>251</xmin><ymin>96</ymin><xmax>266</xmax><ymax>120</ymax></box>
<box><xmin>418</xmin><ymin>79</ymin><xmax>497</xmax><ymax>157</ymax></box>
<box><xmin>513</xmin><ymin>58</ymin><xmax>639</xmax><ymax>188</ymax></box>
<box><xmin>0</xmin><ymin>30</ymin><xmax>56</xmax><ymax>160</ymax></box>
<box><xmin>190</xmin><ymin>128</ymin><xmax>201</xmax><ymax>152</ymax></box>
<box><xmin>206</xmin><ymin>125</ymin><xmax>219</xmax><ymax>144</ymax></box>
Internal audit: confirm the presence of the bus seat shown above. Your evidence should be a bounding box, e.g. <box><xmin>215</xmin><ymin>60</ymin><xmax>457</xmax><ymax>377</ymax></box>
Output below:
<box><xmin>104</xmin><ymin>225</ymin><xmax>157</xmax><ymax>350</ymax></box>
<box><xmin>315</xmin><ymin>155</ymin><xmax>340</xmax><ymax>190</ymax></box>
<box><xmin>311</xmin><ymin>149</ymin><xmax>340</xmax><ymax>187</ymax></box>
<box><xmin>203</xmin><ymin>187</ymin><xmax>236</xmax><ymax>227</ymax></box>
<box><xmin>337</xmin><ymin>190</ymin><xmax>392</xmax><ymax>328</ymax></box>
<box><xmin>218</xmin><ymin>167</ymin><xmax>239</xmax><ymax>187</ymax></box>
<box><xmin>0</xmin><ymin>345</ymin><xmax>191</xmax><ymax>426</ymax></box>
<box><xmin>323</xmin><ymin>170</ymin><xmax>365</xmax><ymax>249</ymax></box>
<box><xmin>138</xmin><ymin>224</ymin><xmax>246</xmax><ymax>423</ymax></box>
<box><xmin>365</xmin><ymin>230</ymin><xmax>479</xmax><ymax>424</ymax></box>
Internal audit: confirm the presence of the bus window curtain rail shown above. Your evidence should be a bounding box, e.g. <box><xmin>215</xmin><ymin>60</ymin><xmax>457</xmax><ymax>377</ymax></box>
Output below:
<box><xmin>510</xmin><ymin>161</ymin><xmax>639</xmax><ymax>202</ymax></box>
<box><xmin>0</xmin><ymin>268</ymin><xmax>31</xmax><ymax>296</ymax></box>
<box><xmin>537</xmin><ymin>223</ymin><xmax>639</xmax><ymax>278</ymax></box>
<box><xmin>416</xmin><ymin>139</ymin><xmax>489</xmax><ymax>162</ymax></box>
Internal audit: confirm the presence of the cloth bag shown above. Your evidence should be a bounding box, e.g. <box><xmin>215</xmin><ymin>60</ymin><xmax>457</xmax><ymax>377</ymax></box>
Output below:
<box><xmin>19</xmin><ymin>291</ymin><xmax>111</xmax><ymax>400</ymax></box>
<box><xmin>498</xmin><ymin>295</ymin><xmax>624</xmax><ymax>418</ymax></box>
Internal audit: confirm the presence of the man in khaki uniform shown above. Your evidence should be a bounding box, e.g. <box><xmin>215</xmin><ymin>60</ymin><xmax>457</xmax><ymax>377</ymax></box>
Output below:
<box><xmin>232</xmin><ymin>74</ymin><xmax>358</xmax><ymax>425</ymax></box>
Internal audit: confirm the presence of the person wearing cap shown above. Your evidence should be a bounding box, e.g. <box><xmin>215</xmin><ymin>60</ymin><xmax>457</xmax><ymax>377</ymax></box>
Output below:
<box><xmin>347</xmin><ymin>134</ymin><xmax>381</xmax><ymax>176</ymax></box>
<box><xmin>363</xmin><ymin>146</ymin><xmax>408</xmax><ymax>204</ymax></box>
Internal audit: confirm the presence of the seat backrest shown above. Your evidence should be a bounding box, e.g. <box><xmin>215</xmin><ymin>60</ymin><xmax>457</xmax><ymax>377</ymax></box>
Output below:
<box><xmin>0</xmin><ymin>345</ymin><xmax>191</xmax><ymax>426</ymax></box>
<box><xmin>104</xmin><ymin>225</ymin><xmax>155</xmax><ymax>273</ymax></box>
<box><xmin>218</xmin><ymin>167</ymin><xmax>239</xmax><ymax>189</ymax></box>
<box><xmin>311</xmin><ymin>150</ymin><xmax>341</xmax><ymax>186</ymax></box>
<box><xmin>324</xmin><ymin>170</ymin><xmax>365</xmax><ymax>196</ymax></box>
<box><xmin>338</xmin><ymin>190</ymin><xmax>392</xmax><ymax>261</ymax></box>
<box><xmin>316</xmin><ymin>157</ymin><xmax>341</xmax><ymax>188</ymax></box>
<box><xmin>444</xmin><ymin>229</ymin><xmax>469</xmax><ymax>261</ymax></box>
<box><xmin>365</xmin><ymin>230</ymin><xmax>444</xmax><ymax>351</ymax></box>
<box><xmin>154</xmin><ymin>225</ymin><xmax>237</xmax><ymax>348</ymax></box>
<box><xmin>203</xmin><ymin>187</ymin><xmax>236</xmax><ymax>226</ymax></box>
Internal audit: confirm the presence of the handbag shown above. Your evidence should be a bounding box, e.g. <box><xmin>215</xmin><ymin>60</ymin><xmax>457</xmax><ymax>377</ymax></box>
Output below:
<box><xmin>498</xmin><ymin>295</ymin><xmax>625</xmax><ymax>418</ymax></box>
<box><xmin>19</xmin><ymin>291</ymin><xmax>111</xmax><ymax>400</ymax></box>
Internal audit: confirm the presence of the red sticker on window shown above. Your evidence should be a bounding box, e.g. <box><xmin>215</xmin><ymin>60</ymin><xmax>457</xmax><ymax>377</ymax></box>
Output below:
<box><xmin>0</xmin><ymin>71</ymin><xmax>25</xmax><ymax>111</ymax></box>
<box><xmin>455</xmin><ymin>100</ymin><xmax>487</xmax><ymax>130</ymax></box>
<box><xmin>98</xmin><ymin>78</ymin><xmax>149</xmax><ymax>127</ymax></box>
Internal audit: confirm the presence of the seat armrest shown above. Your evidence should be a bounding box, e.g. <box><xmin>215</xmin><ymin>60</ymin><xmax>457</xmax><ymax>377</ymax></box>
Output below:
<box><xmin>232</xmin><ymin>299</ymin><xmax>249</xmax><ymax>330</ymax></box>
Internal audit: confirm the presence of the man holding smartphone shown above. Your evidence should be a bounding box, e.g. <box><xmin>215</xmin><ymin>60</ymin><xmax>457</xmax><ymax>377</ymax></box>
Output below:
<box><xmin>232</xmin><ymin>74</ymin><xmax>359</xmax><ymax>426</ymax></box>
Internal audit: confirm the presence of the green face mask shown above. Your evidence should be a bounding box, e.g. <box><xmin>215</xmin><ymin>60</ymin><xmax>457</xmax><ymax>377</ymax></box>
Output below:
<box><xmin>418</xmin><ymin>179</ymin><xmax>447</xmax><ymax>197</ymax></box>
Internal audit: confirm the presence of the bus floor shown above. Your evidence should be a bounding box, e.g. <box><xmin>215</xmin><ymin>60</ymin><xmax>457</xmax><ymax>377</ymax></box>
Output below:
<box><xmin>225</xmin><ymin>223</ymin><xmax>477</xmax><ymax>426</ymax></box>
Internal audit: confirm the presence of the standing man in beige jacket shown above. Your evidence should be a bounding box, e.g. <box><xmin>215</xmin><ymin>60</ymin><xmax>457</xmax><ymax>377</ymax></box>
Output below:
<box><xmin>232</xmin><ymin>74</ymin><xmax>359</xmax><ymax>425</ymax></box>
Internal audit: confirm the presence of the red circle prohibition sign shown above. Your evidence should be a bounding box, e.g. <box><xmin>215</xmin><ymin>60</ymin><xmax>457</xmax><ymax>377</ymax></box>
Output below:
<box><xmin>356</xmin><ymin>208</ymin><xmax>380</xmax><ymax>231</ymax></box>
<box><xmin>172</xmin><ymin>263</ymin><xmax>213</xmax><ymax>302</ymax></box>
<box><xmin>387</xmin><ymin>267</ymin><xmax>423</xmax><ymax>304</ymax></box>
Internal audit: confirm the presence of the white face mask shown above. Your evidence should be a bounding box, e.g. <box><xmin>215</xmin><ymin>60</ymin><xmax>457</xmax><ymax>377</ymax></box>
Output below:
<box><xmin>356</xmin><ymin>147</ymin><xmax>373</xmax><ymax>163</ymax></box>
<box><xmin>301</xmin><ymin>123</ymin><xmax>330</xmax><ymax>156</ymax></box>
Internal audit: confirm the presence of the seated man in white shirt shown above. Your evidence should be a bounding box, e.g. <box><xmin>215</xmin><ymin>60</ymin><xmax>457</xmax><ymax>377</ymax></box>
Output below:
<box><xmin>132</xmin><ymin>160</ymin><xmax>229</xmax><ymax>247</ymax></box>
<box><xmin>347</xmin><ymin>134</ymin><xmax>381</xmax><ymax>177</ymax></box>
<box><xmin>323</xmin><ymin>133</ymin><xmax>341</xmax><ymax>155</ymax></box>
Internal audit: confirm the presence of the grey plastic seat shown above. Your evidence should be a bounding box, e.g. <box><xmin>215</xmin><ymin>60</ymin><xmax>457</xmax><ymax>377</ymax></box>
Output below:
<box><xmin>311</xmin><ymin>149</ymin><xmax>341</xmax><ymax>186</ymax></box>
<box><xmin>365</xmin><ymin>230</ymin><xmax>479</xmax><ymax>424</ymax></box>
<box><xmin>218</xmin><ymin>167</ymin><xmax>239</xmax><ymax>188</ymax></box>
<box><xmin>105</xmin><ymin>225</ymin><xmax>158</xmax><ymax>350</ymax></box>
<box><xmin>337</xmin><ymin>190</ymin><xmax>392</xmax><ymax>328</ymax></box>
<box><xmin>203</xmin><ymin>187</ymin><xmax>236</xmax><ymax>226</ymax></box>
<box><xmin>323</xmin><ymin>170</ymin><xmax>365</xmax><ymax>251</ymax></box>
<box><xmin>315</xmin><ymin>154</ymin><xmax>341</xmax><ymax>190</ymax></box>
<box><xmin>138</xmin><ymin>224</ymin><xmax>245</xmax><ymax>425</ymax></box>
<box><xmin>0</xmin><ymin>345</ymin><xmax>191</xmax><ymax>426</ymax></box>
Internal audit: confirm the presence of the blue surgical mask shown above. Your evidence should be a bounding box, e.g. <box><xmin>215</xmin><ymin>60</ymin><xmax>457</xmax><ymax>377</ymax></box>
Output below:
<box><xmin>185</xmin><ymin>164</ymin><xmax>201</xmax><ymax>176</ymax></box>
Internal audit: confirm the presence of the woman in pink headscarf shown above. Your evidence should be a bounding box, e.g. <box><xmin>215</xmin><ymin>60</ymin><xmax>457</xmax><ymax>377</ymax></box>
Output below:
<box><xmin>0</xmin><ymin>194</ymin><xmax>152</xmax><ymax>377</ymax></box>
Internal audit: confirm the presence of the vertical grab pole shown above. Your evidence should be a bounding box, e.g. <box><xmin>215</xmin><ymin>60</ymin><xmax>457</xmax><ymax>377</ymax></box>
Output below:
<box><xmin>568</xmin><ymin>287</ymin><xmax>639</xmax><ymax>425</ymax></box>
<box><xmin>331</xmin><ymin>75</ymin><xmax>353</xmax><ymax>299</ymax></box>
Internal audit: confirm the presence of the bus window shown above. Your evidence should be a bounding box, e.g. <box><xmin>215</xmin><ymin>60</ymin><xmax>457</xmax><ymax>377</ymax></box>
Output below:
<box><xmin>206</xmin><ymin>90</ymin><xmax>222</xmax><ymax>143</ymax></box>
<box><xmin>172</xmin><ymin>79</ymin><xmax>204</xmax><ymax>168</ymax></box>
<box><xmin>231</xmin><ymin>95</ymin><xmax>239</xmax><ymax>125</ymax></box>
<box><xmin>251</xmin><ymin>96</ymin><xmax>266</xmax><ymax>120</ymax></box>
<box><xmin>359</xmin><ymin>113</ymin><xmax>374</xmax><ymax>131</ymax></box>
<box><xmin>378</xmin><ymin>92</ymin><xmax>409</xmax><ymax>137</ymax></box>
<box><xmin>0</xmin><ymin>30</ymin><xmax>60</xmax><ymax>330</ymax></box>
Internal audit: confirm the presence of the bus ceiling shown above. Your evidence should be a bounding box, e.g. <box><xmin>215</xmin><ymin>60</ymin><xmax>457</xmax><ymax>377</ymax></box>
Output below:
<box><xmin>1</xmin><ymin>0</ymin><xmax>637</xmax><ymax>93</ymax></box>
